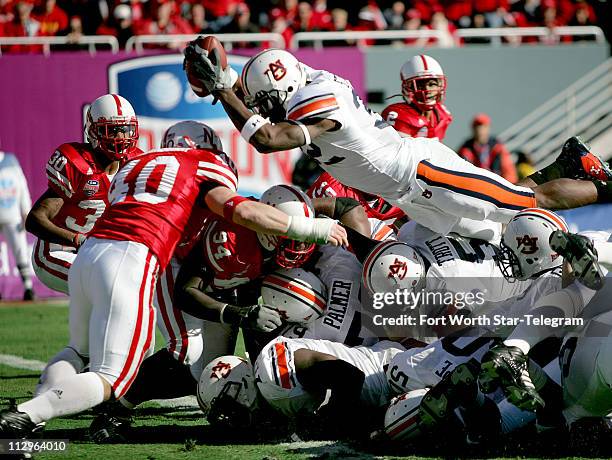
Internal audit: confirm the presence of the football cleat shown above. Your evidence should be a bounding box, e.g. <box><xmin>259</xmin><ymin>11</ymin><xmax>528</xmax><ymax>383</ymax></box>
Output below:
<box><xmin>419</xmin><ymin>360</ymin><xmax>480</xmax><ymax>428</ymax></box>
<box><xmin>556</xmin><ymin>136</ymin><xmax>612</xmax><ymax>181</ymax></box>
<box><xmin>549</xmin><ymin>230</ymin><xmax>604</xmax><ymax>290</ymax></box>
<box><xmin>89</xmin><ymin>412</ymin><xmax>132</xmax><ymax>443</ymax></box>
<box><xmin>0</xmin><ymin>408</ymin><xmax>36</xmax><ymax>438</ymax></box>
<box><xmin>479</xmin><ymin>344</ymin><xmax>545</xmax><ymax>411</ymax></box>
<box><xmin>23</xmin><ymin>289</ymin><xmax>35</xmax><ymax>301</ymax></box>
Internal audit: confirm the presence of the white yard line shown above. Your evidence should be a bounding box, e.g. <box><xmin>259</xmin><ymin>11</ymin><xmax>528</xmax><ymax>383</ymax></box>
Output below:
<box><xmin>0</xmin><ymin>353</ymin><xmax>199</xmax><ymax>409</ymax></box>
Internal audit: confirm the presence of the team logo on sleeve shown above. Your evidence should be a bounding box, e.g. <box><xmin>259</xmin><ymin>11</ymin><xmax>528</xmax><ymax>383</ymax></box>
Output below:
<box><xmin>388</xmin><ymin>258</ymin><xmax>408</xmax><ymax>279</ymax></box>
<box><xmin>516</xmin><ymin>235</ymin><xmax>538</xmax><ymax>254</ymax></box>
<box><xmin>83</xmin><ymin>179</ymin><xmax>100</xmax><ymax>197</ymax></box>
<box><xmin>265</xmin><ymin>60</ymin><xmax>287</xmax><ymax>81</ymax></box>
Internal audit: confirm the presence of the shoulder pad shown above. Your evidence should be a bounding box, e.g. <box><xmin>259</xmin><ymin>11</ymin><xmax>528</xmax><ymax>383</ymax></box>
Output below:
<box><xmin>287</xmin><ymin>81</ymin><xmax>340</xmax><ymax>122</ymax></box>
<box><xmin>55</xmin><ymin>143</ymin><xmax>96</xmax><ymax>174</ymax></box>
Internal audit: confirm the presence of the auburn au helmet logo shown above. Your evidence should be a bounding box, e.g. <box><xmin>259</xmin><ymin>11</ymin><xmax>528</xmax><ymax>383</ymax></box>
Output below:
<box><xmin>210</xmin><ymin>361</ymin><xmax>232</xmax><ymax>379</ymax></box>
<box><xmin>516</xmin><ymin>235</ymin><xmax>538</xmax><ymax>255</ymax></box>
<box><xmin>388</xmin><ymin>258</ymin><xmax>408</xmax><ymax>280</ymax></box>
<box><xmin>265</xmin><ymin>59</ymin><xmax>287</xmax><ymax>81</ymax></box>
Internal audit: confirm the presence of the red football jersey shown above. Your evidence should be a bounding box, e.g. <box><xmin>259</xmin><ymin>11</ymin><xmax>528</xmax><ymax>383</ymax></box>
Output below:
<box><xmin>381</xmin><ymin>102</ymin><xmax>453</xmax><ymax>141</ymax></box>
<box><xmin>45</xmin><ymin>142</ymin><xmax>140</xmax><ymax>235</ymax></box>
<box><xmin>201</xmin><ymin>216</ymin><xmax>264</xmax><ymax>290</ymax></box>
<box><xmin>307</xmin><ymin>172</ymin><xmax>404</xmax><ymax>222</ymax></box>
<box><xmin>91</xmin><ymin>148</ymin><xmax>238</xmax><ymax>269</ymax></box>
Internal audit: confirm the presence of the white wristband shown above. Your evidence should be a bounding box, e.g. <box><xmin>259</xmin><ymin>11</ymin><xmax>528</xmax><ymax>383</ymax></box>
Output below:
<box><xmin>291</xmin><ymin>120</ymin><xmax>311</xmax><ymax>146</ymax></box>
<box><xmin>219</xmin><ymin>304</ymin><xmax>228</xmax><ymax>324</ymax></box>
<box><xmin>241</xmin><ymin>114</ymin><xmax>269</xmax><ymax>142</ymax></box>
<box><xmin>286</xmin><ymin>216</ymin><xmax>335</xmax><ymax>244</ymax></box>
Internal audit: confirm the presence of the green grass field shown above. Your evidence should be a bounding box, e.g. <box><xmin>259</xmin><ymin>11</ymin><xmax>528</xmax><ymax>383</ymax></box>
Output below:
<box><xmin>0</xmin><ymin>303</ymin><xmax>594</xmax><ymax>459</ymax></box>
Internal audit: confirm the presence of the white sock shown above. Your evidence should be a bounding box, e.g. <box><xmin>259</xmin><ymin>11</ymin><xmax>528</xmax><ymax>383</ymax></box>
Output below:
<box><xmin>594</xmin><ymin>241</ymin><xmax>612</xmax><ymax>271</ymax></box>
<box><xmin>503</xmin><ymin>338</ymin><xmax>531</xmax><ymax>355</ymax></box>
<box><xmin>35</xmin><ymin>347</ymin><xmax>86</xmax><ymax>397</ymax></box>
<box><xmin>18</xmin><ymin>372</ymin><xmax>105</xmax><ymax>424</ymax></box>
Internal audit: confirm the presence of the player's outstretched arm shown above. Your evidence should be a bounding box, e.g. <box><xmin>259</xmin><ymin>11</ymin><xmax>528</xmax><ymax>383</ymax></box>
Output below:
<box><xmin>204</xmin><ymin>186</ymin><xmax>348</xmax><ymax>246</ymax></box>
<box><xmin>26</xmin><ymin>188</ymin><xmax>84</xmax><ymax>248</ymax></box>
<box><xmin>215</xmin><ymin>88</ymin><xmax>335</xmax><ymax>153</ymax></box>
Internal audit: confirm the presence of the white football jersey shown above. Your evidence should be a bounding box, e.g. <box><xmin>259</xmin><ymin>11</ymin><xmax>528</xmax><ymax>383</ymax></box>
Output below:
<box><xmin>287</xmin><ymin>70</ymin><xmax>418</xmax><ymax>200</ymax></box>
<box><xmin>279</xmin><ymin>246</ymin><xmax>377</xmax><ymax>345</ymax></box>
<box><xmin>254</xmin><ymin>337</ymin><xmax>404</xmax><ymax>417</ymax></box>
<box><xmin>399</xmin><ymin>222</ymin><xmax>532</xmax><ymax>311</ymax></box>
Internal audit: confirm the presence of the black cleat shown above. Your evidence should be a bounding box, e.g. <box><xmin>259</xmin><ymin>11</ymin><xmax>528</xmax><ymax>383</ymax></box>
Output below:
<box><xmin>22</xmin><ymin>289</ymin><xmax>35</xmax><ymax>301</ymax></box>
<box><xmin>419</xmin><ymin>359</ymin><xmax>481</xmax><ymax>428</ymax></box>
<box><xmin>556</xmin><ymin>136</ymin><xmax>612</xmax><ymax>181</ymax></box>
<box><xmin>550</xmin><ymin>230</ymin><xmax>604</xmax><ymax>290</ymax></box>
<box><xmin>479</xmin><ymin>344</ymin><xmax>545</xmax><ymax>411</ymax></box>
<box><xmin>89</xmin><ymin>412</ymin><xmax>132</xmax><ymax>443</ymax></box>
<box><xmin>0</xmin><ymin>408</ymin><xmax>36</xmax><ymax>438</ymax></box>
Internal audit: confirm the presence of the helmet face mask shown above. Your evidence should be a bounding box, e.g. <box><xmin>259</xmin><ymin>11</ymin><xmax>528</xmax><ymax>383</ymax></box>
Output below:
<box><xmin>207</xmin><ymin>382</ymin><xmax>255</xmax><ymax>429</ymax></box>
<box><xmin>241</xmin><ymin>49</ymin><xmax>306</xmax><ymax>123</ymax></box>
<box><xmin>498</xmin><ymin>208</ymin><xmax>567</xmax><ymax>281</ymax></box>
<box><xmin>246</xmin><ymin>89</ymin><xmax>289</xmax><ymax>123</ymax></box>
<box><xmin>276</xmin><ymin>238</ymin><xmax>315</xmax><ymax>268</ymax></box>
<box><xmin>401</xmin><ymin>76</ymin><xmax>447</xmax><ymax>111</ymax></box>
<box><xmin>86</xmin><ymin>94</ymin><xmax>139</xmax><ymax>162</ymax></box>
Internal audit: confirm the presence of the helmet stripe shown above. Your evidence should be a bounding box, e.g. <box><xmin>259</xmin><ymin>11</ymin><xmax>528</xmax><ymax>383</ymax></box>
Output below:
<box><xmin>419</xmin><ymin>55</ymin><xmax>428</xmax><ymax>70</ymax></box>
<box><xmin>277</xmin><ymin>184</ymin><xmax>311</xmax><ymax>217</ymax></box>
<box><xmin>519</xmin><ymin>208</ymin><xmax>568</xmax><ymax>232</ymax></box>
<box><xmin>264</xmin><ymin>274</ymin><xmax>326</xmax><ymax>311</ymax></box>
<box><xmin>111</xmin><ymin>94</ymin><xmax>123</xmax><ymax>116</ymax></box>
<box><xmin>269</xmin><ymin>270</ymin><xmax>326</xmax><ymax>299</ymax></box>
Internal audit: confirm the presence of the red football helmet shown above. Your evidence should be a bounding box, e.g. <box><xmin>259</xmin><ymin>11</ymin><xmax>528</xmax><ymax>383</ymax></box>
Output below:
<box><xmin>86</xmin><ymin>94</ymin><xmax>139</xmax><ymax>161</ymax></box>
<box><xmin>400</xmin><ymin>55</ymin><xmax>447</xmax><ymax>112</ymax></box>
<box><xmin>257</xmin><ymin>185</ymin><xmax>316</xmax><ymax>269</ymax></box>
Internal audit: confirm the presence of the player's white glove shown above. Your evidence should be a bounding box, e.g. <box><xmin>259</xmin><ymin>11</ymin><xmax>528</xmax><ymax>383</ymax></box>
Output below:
<box><xmin>183</xmin><ymin>42</ymin><xmax>235</xmax><ymax>93</ymax></box>
<box><xmin>221</xmin><ymin>304</ymin><xmax>282</xmax><ymax>332</ymax></box>
<box><xmin>287</xmin><ymin>217</ymin><xmax>349</xmax><ymax>246</ymax></box>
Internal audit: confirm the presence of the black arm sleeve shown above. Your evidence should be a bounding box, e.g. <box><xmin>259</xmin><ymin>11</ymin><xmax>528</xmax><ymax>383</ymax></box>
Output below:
<box><xmin>332</xmin><ymin>197</ymin><xmax>360</xmax><ymax>220</ymax></box>
<box><xmin>297</xmin><ymin>359</ymin><xmax>365</xmax><ymax>408</ymax></box>
<box><xmin>344</xmin><ymin>225</ymin><xmax>380</xmax><ymax>263</ymax></box>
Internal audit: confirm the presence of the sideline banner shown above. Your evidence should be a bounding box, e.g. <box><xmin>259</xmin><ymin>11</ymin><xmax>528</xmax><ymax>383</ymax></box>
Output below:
<box><xmin>0</xmin><ymin>48</ymin><xmax>365</xmax><ymax>299</ymax></box>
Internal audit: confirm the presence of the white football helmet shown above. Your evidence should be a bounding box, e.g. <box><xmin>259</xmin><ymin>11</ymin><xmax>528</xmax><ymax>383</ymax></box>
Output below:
<box><xmin>400</xmin><ymin>55</ymin><xmax>446</xmax><ymax>111</ymax></box>
<box><xmin>384</xmin><ymin>389</ymin><xmax>429</xmax><ymax>440</ymax></box>
<box><xmin>362</xmin><ymin>241</ymin><xmax>426</xmax><ymax>295</ymax></box>
<box><xmin>261</xmin><ymin>268</ymin><xmax>327</xmax><ymax>324</ymax></box>
<box><xmin>499</xmin><ymin>208</ymin><xmax>568</xmax><ymax>281</ymax></box>
<box><xmin>85</xmin><ymin>94</ymin><xmax>138</xmax><ymax>161</ymax></box>
<box><xmin>241</xmin><ymin>49</ymin><xmax>307</xmax><ymax>122</ymax></box>
<box><xmin>257</xmin><ymin>184</ymin><xmax>316</xmax><ymax>268</ymax></box>
<box><xmin>161</xmin><ymin>120</ymin><xmax>223</xmax><ymax>151</ymax></box>
<box><xmin>197</xmin><ymin>355</ymin><xmax>258</xmax><ymax>428</ymax></box>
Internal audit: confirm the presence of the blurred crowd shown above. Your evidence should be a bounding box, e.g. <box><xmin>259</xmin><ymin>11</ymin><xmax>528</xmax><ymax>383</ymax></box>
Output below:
<box><xmin>0</xmin><ymin>0</ymin><xmax>605</xmax><ymax>52</ymax></box>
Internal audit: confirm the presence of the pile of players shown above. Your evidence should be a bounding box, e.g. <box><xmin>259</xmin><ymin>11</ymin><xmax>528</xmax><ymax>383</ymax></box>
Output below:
<box><xmin>2</xmin><ymin>42</ymin><xmax>612</xmax><ymax>454</ymax></box>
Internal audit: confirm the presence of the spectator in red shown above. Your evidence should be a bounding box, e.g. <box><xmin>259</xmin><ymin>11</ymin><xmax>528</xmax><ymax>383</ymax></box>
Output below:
<box><xmin>0</xmin><ymin>0</ymin><xmax>15</xmax><ymax>24</ymax></box>
<box><xmin>439</xmin><ymin>0</ymin><xmax>472</xmax><ymax>27</ymax></box>
<box><xmin>325</xmin><ymin>7</ymin><xmax>354</xmax><ymax>46</ymax></box>
<box><xmin>265</xmin><ymin>9</ymin><xmax>293</xmax><ymax>48</ymax></box>
<box><xmin>188</xmin><ymin>3</ymin><xmax>209</xmax><ymax>33</ymax></box>
<box><xmin>473</xmin><ymin>0</ymin><xmax>508</xmax><ymax>28</ymax></box>
<box><xmin>458</xmin><ymin>113</ymin><xmax>518</xmax><ymax>184</ymax></box>
<box><xmin>1</xmin><ymin>0</ymin><xmax>41</xmax><ymax>52</ymax></box>
<box><xmin>135</xmin><ymin>0</ymin><xmax>193</xmax><ymax>39</ymax></box>
<box><xmin>36</xmin><ymin>0</ymin><xmax>67</xmax><ymax>36</ymax></box>
<box><xmin>96</xmin><ymin>4</ymin><xmax>134</xmax><ymax>48</ymax></box>
<box><xmin>311</xmin><ymin>0</ymin><xmax>331</xmax><ymax>30</ymax></box>
<box><xmin>569</xmin><ymin>1</ymin><xmax>598</xmax><ymax>41</ymax></box>
<box><xmin>292</xmin><ymin>2</ymin><xmax>316</xmax><ymax>32</ymax></box>
<box><xmin>202</xmin><ymin>0</ymin><xmax>238</xmax><ymax>20</ymax></box>
<box><xmin>403</xmin><ymin>8</ymin><xmax>428</xmax><ymax>46</ymax></box>
<box><xmin>426</xmin><ymin>8</ymin><xmax>458</xmax><ymax>48</ymax></box>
